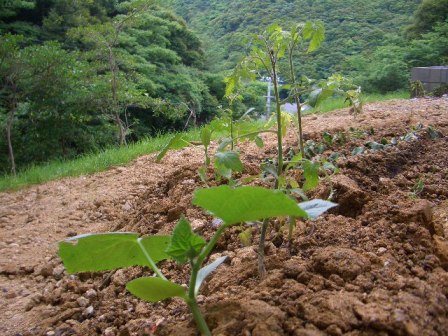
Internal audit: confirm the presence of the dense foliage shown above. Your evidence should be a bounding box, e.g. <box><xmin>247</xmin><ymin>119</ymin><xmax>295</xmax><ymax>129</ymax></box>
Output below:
<box><xmin>168</xmin><ymin>0</ymin><xmax>447</xmax><ymax>93</ymax></box>
<box><xmin>0</xmin><ymin>0</ymin><xmax>225</xmax><ymax>173</ymax></box>
<box><xmin>166</xmin><ymin>0</ymin><xmax>419</xmax><ymax>75</ymax></box>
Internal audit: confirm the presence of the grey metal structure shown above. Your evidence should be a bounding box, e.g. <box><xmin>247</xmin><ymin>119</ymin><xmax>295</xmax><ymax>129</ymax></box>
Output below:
<box><xmin>411</xmin><ymin>66</ymin><xmax>448</xmax><ymax>91</ymax></box>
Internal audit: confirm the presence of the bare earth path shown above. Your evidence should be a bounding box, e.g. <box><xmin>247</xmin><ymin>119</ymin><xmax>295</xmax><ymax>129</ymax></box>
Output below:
<box><xmin>1</xmin><ymin>98</ymin><xmax>447</xmax><ymax>336</ymax></box>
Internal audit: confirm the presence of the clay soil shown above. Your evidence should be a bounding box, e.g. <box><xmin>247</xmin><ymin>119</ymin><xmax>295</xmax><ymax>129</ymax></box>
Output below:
<box><xmin>1</xmin><ymin>98</ymin><xmax>448</xmax><ymax>336</ymax></box>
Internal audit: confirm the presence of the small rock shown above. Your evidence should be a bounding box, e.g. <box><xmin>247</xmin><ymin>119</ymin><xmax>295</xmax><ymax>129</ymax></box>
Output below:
<box><xmin>135</xmin><ymin>302</ymin><xmax>148</xmax><ymax>315</ymax></box>
<box><xmin>403</xmin><ymin>243</ymin><xmax>414</xmax><ymax>253</ymax></box>
<box><xmin>52</xmin><ymin>265</ymin><xmax>65</xmax><ymax>280</ymax></box>
<box><xmin>76</xmin><ymin>296</ymin><xmax>90</xmax><ymax>308</ymax></box>
<box><xmin>377</xmin><ymin>247</ymin><xmax>387</xmax><ymax>255</ymax></box>
<box><xmin>312</xmin><ymin>247</ymin><xmax>370</xmax><ymax>280</ymax></box>
<box><xmin>82</xmin><ymin>305</ymin><xmax>94</xmax><ymax>318</ymax></box>
<box><xmin>0</xmin><ymin>265</ymin><xmax>19</xmax><ymax>275</ymax></box>
<box><xmin>46</xmin><ymin>331</ymin><xmax>55</xmax><ymax>336</ymax></box>
<box><xmin>191</xmin><ymin>219</ymin><xmax>205</xmax><ymax>230</ymax></box>
<box><xmin>121</xmin><ymin>202</ymin><xmax>132</xmax><ymax>212</ymax></box>
<box><xmin>433</xmin><ymin>235</ymin><xmax>448</xmax><ymax>268</ymax></box>
<box><xmin>25</xmin><ymin>293</ymin><xmax>43</xmax><ymax>311</ymax></box>
<box><xmin>4</xmin><ymin>289</ymin><xmax>17</xmax><ymax>299</ymax></box>
<box><xmin>167</xmin><ymin>206</ymin><xmax>183</xmax><ymax>222</ymax></box>
<box><xmin>112</xmin><ymin>269</ymin><xmax>127</xmax><ymax>286</ymax></box>
<box><xmin>85</xmin><ymin>289</ymin><xmax>97</xmax><ymax>299</ymax></box>
<box><xmin>396</xmin><ymin>200</ymin><xmax>433</xmax><ymax>231</ymax></box>
<box><xmin>104</xmin><ymin>327</ymin><xmax>117</xmax><ymax>336</ymax></box>
<box><xmin>331</xmin><ymin>175</ymin><xmax>367</xmax><ymax>218</ymax></box>
<box><xmin>36</xmin><ymin>264</ymin><xmax>54</xmax><ymax>277</ymax></box>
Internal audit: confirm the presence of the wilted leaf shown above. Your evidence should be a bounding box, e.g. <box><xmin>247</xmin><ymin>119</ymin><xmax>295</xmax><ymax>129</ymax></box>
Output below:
<box><xmin>299</xmin><ymin>199</ymin><xmax>337</xmax><ymax>219</ymax></box>
<box><xmin>195</xmin><ymin>256</ymin><xmax>227</xmax><ymax>295</ymax></box>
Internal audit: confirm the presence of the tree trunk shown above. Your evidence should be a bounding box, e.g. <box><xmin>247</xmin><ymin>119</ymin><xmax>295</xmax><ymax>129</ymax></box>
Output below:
<box><xmin>114</xmin><ymin>111</ymin><xmax>126</xmax><ymax>146</ymax></box>
<box><xmin>108</xmin><ymin>46</ymin><xmax>126</xmax><ymax>146</ymax></box>
<box><xmin>6</xmin><ymin>110</ymin><xmax>16</xmax><ymax>176</ymax></box>
<box><xmin>6</xmin><ymin>82</ymin><xmax>17</xmax><ymax>176</ymax></box>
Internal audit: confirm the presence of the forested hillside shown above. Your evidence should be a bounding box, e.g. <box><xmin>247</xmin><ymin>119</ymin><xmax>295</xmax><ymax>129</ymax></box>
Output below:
<box><xmin>167</xmin><ymin>0</ymin><xmax>418</xmax><ymax>75</ymax></box>
<box><xmin>0</xmin><ymin>0</ymin><xmax>226</xmax><ymax>173</ymax></box>
<box><xmin>168</xmin><ymin>0</ymin><xmax>447</xmax><ymax>91</ymax></box>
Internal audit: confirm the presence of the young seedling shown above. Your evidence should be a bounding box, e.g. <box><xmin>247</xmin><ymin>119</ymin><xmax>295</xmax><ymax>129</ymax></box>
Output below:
<box><xmin>156</xmin><ymin>124</ymin><xmax>245</xmax><ymax>184</ymax></box>
<box><xmin>225</xmin><ymin>23</ymin><xmax>355</xmax><ymax>277</ymax></box>
<box><xmin>58</xmin><ymin>185</ymin><xmax>333</xmax><ymax>335</ymax></box>
<box><xmin>409</xmin><ymin>178</ymin><xmax>425</xmax><ymax>199</ymax></box>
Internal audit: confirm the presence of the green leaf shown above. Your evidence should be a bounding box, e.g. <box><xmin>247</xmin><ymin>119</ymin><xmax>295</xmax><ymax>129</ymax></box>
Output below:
<box><xmin>215</xmin><ymin>151</ymin><xmax>243</xmax><ymax>173</ymax></box>
<box><xmin>308</xmin><ymin>87</ymin><xmax>333</xmax><ymax>108</ymax></box>
<box><xmin>352</xmin><ymin>146</ymin><xmax>365</xmax><ymax>156</ymax></box>
<box><xmin>302</xmin><ymin>160</ymin><xmax>320</xmax><ymax>192</ymax></box>
<box><xmin>127</xmin><ymin>277</ymin><xmax>187</xmax><ymax>302</ymax></box>
<box><xmin>427</xmin><ymin>126</ymin><xmax>443</xmax><ymax>139</ymax></box>
<box><xmin>254</xmin><ymin>136</ymin><xmax>264</xmax><ymax>148</ymax></box>
<box><xmin>322</xmin><ymin>132</ymin><xmax>333</xmax><ymax>146</ymax></box>
<box><xmin>217</xmin><ymin>137</ymin><xmax>233</xmax><ymax>151</ymax></box>
<box><xmin>239</xmin><ymin>228</ymin><xmax>253</xmax><ymax>247</ymax></box>
<box><xmin>195</xmin><ymin>256</ymin><xmax>227</xmax><ymax>296</ymax></box>
<box><xmin>298</xmin><ymin>200</ymin><xmax>337</xmax><ymax>219</ymax></box>
<box><xmin>193</xmin><ymin>186</ymin><xmax>308</xmax><ymax>225</ymax></box>
<box><xmin>198</xmin><ymin>166</ymin><xmax>208</xmax><ymax>183</ymax></box>
<box><xmin>200</xmin><ymin>127</ymin><xmax>212</xmax><ymax>148</ymax></box>
<box><xmin>156</xmin><ymin>134</ymin><xmax>191</xmax><ymax>162</ymax></box>
<box><xmin>58</xmin><ymin>233</ymin><xmax>171</xmax><ymax>273</ymax></box>
<box><xmin>165</xmin><ymin>218</ymin><xmax>206</xmax><ymax>264</ymax></box>
<box><xmin>365</xmin><ymin>141</ymin><xmax>385</xmax><ymax>151</ymax></box>
<box><xmin>303</xmin><ymin>21</ymin><xmax>325</xmax><ymax>52</ymax></box>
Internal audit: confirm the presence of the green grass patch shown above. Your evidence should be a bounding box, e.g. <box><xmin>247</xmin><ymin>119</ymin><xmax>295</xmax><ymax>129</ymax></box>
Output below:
<box><xmin>0</xmin><ymin>129</ymin><xmax>204</xmax><ymax>192</ymax></box>
<box><xmin>307</xmin><ymin>91</ymin><xmax>408</xmax><ymax>114</ymax></box>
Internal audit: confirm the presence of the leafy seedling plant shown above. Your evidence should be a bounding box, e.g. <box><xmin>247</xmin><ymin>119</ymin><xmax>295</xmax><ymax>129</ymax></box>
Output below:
<box><xmin>156</xmin><ymin>99</ymin><xmax>273</xmax><ymax>185</ymax></box>
<box><xmin>226</xmin><ymin>22</ymin><xmax>354</xmax><ymax>276</ymax></box>
<box><xmin>58</xmin><ymin>185</ymin><xmax>336</xmax><ymax>335</ymax></box>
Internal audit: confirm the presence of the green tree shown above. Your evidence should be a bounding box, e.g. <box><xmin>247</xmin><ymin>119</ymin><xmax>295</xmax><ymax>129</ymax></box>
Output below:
<box><xmin>407</xmin><ymin>20</ymin><xmax>448</xmax><ymax>66</ymax></box>
<box><xmin>42</xmin><ymin>0</ymin><xmax>112</xmax><ymax>41</ymax></box>
<box><xmin>68</xmin><ymin>1</ymin><xmax>154</xmax><ymax>146</ymax></box>
<box><xmin>406</xmin><ymin>0</ymin><xmax>448</xmax><ymax>38</ymax></box>
<box><xmin>0</xmin><ymin>34</ymin><xmax>24</xmax><ymax>175</ymax></box>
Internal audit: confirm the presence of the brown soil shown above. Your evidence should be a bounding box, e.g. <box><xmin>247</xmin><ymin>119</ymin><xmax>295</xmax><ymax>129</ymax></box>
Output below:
<box><xmin>1</xmin><ymin>98</ymin><xmax>448</xmax><ymax>336</ymax></box>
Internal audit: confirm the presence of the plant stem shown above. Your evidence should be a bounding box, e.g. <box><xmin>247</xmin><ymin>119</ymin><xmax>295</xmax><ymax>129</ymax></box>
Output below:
<box><xmin>288</xmin><ymin>47</ymin><xmax>305</xmax><ymax>155</ymax></box>
<box><xmin>230</xmin><ymin>104</ymin><xmax>234</xmax><ymax>150</ymax></box>
<box><xmin>271</xmin><ymin>65</ymin><xmax>283</xmax><ymax>179</ymax></box>
<box><xmin>187</xmin><ymin>260</ymin><xmax>212</xmax><ymax>335</ymax></box>
<box><xmin>185</xmin><ymin>223</ymin><xmax>230</xmax><ymax>335</ymax></box>
<box><xmin>257</xmin><ymin>218</ymin><xmax>269</xmax><ymax>279</ymax></box>
<box><xmin>187</xmin><ymin>298</ymin><xmax>211</xmax><ymax>336</ymax></box>
<box><xmin>137</xmin><ymin>238</ymin><xmax>166</xmax><ymax>280</ymax></box>
<box><xmin>197</xmin><ymin>223</ymin><xmax>229</xmax><ymax>267</ymax></box>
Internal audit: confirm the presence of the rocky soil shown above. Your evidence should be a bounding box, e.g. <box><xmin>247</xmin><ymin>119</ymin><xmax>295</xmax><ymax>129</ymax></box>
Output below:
<box><xmin>1</xmin><ymin>98</ymin><xmax>447</xmax><ymax>336</ymax></box>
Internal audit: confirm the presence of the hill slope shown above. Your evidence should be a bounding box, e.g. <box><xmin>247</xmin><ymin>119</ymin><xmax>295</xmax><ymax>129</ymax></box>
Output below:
<box><xmin>166</xmin><ymin>0</ymin><xmax>419</xmax><ymax>76</ymax></box>
<box><xmin>1</xmin><ymin>97</ymin><xmax>447</xmax><ymax>335</ymax></box>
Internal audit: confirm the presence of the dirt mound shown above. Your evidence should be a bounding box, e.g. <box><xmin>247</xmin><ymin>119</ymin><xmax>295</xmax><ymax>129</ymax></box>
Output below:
<box><xmin>1</xmin><ymin>98</ymin><xmax>448</xmax><ymax>335</ymax></box>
